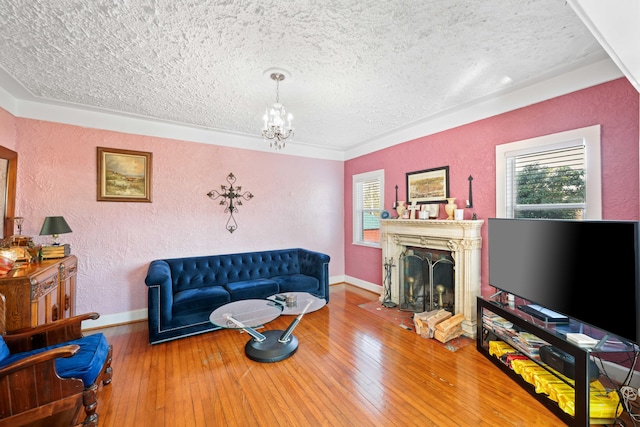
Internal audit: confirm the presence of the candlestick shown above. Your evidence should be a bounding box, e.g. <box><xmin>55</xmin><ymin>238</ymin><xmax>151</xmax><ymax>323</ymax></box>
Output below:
<box><xmin>393</xmin><ymin>185</ymin><xmax>398</xmax><ymax>209</ymax></box>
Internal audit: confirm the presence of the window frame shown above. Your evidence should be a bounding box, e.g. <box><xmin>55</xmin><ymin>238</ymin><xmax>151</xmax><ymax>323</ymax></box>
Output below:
<box><xmin>352</xmin><ymin>169</ymin><xmax>384</xmax><ymax>247</ymax></box>
<box><xmin>495</xmin><ymin>125</ymin><xmax>602</xmax><ymax>219</ymax></box>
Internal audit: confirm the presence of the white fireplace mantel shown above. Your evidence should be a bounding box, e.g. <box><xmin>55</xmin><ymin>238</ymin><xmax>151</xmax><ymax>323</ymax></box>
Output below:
<box><xmin>380</xmin><ymin>219</ymin><xmax>484</xmax><ymax>338</ymax></box>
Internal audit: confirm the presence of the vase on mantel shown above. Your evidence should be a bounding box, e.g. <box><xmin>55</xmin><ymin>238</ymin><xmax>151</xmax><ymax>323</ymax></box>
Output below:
<box><xmin>396</xmin><ymin>201</ymin><xmax>406</xmax><ymax>218</ymax></box>
<box><xmin>445</xmin><ymin>197</ymin><xmax>457</xmax><ymax>220</ymax></box>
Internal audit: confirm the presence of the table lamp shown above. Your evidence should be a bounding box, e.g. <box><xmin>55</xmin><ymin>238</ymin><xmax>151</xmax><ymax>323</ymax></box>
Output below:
<box><xmin>14</xmin><ymin>216</ymin><xmax>24</xmax><ymax>235</ymax></box>
<box><xmin>9</xmin><ymin>216</ymin><xmax>33</xmax><ymax>247</ymax></box>
<box><xmin>39</xmin><ymin>216</ymin><xmax>72</xmax><ymax>245</ymax></box>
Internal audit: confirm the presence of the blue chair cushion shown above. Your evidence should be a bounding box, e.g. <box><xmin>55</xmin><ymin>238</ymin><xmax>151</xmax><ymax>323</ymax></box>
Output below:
<box><xmin>0</xmin><ymin>335</ymin><xmax>9</xmax><ymax>363</ymax></box>
<box><xmin>0</xmin><ymin>333</ymin><xmax>109</xmax><ymax>386</ymax></box>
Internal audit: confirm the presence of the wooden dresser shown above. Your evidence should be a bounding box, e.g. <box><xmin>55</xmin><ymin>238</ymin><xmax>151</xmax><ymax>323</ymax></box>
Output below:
<box><xmin>0</xmin><ymin>255</ymin><xmax>77</xmax><ymax>332</ymax></box>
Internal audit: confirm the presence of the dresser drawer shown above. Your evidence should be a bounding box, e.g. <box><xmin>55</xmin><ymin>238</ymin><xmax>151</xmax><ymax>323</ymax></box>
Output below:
<box><xmin>29</xmin><ymin>265</ymin><xmax>59</xmax><ymax>325</ymax></box>
<box><xmin>59</xmin><ymin>255</ymin><xmax>78</xmax><ymax>318</ymax></box>
<box><xmin>30</xmin><ymin>267</ymin><xmax>58</xmax><ymax>301</ymax></box>
<box><xmin>60</xmin><ymin>256</ymin><xmax>78</xmax><ymax>280</ymax></box>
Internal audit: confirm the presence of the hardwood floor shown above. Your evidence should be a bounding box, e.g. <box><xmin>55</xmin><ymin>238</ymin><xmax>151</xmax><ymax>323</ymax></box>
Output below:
<box><xmin>89</xmin><ymin>284</ymin><xmax>570</xmax><ymax>426</ymax></box>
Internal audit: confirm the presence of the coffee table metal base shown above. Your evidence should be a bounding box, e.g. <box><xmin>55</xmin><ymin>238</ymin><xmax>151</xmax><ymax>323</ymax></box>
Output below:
<box><xmin>244</xmin><ymin>330</ymin><xmax>299</xmax><ymax>363</ymax></box>
<box><xmin>210</xmin><ymin>298</ymin><xmax>320</xmax><ymax>363</ymax></box>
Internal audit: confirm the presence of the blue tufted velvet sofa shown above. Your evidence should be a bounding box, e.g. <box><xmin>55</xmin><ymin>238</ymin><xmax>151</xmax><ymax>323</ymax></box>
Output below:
<box><xmin>144</xmin><ymin>248</ymin><xmax>330</xmax><ymax>344</ymax></box>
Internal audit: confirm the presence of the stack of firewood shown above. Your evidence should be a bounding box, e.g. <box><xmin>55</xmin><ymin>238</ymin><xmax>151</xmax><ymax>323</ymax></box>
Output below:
<box><xmin>433</xmin><ymin>313</ymin><xmax>464</xmax><ymax>343</ymax></box>
<box><xmin>413</xmin><ymin>309</ymin><xmax>464</xmax><ymax>343</ymax></box>
<box><xmin>413</xmin><ymin>309</ymin><xmax>448</xmax><ymax>338</ymax></box>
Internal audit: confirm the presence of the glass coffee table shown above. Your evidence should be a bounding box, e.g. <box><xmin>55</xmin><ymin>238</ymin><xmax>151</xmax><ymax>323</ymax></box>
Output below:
<box><xmin>209</xmin><ymin>296</ymin><xmax>322</xmax><ymax>363</ymax></box>
<box><xmin>209</xmin><ymin>299</ymin><xmax>282</xmax><ymax>335</ymax></box>
<box><xmin>267</xmin><ymin>292</ymin><xmax>326</xmax><ymax>315</ymax></box>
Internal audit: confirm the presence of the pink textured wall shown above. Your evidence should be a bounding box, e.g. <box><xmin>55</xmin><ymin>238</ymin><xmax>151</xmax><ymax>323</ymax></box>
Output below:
<box><xmin>345</xmin><ymin>78</ymin><xmax>640</xmax><ymax>294</ymax></box>
<box><xmin>2</xmin><ymin>77</ymin><xmax>638</xmax><ymax>323</ymax></box>
<box><xmin>7</xmin><ymin>119</ymin><xmax>344</xmax><ymax>321</ymax></box>
<box><xmin>0</xmin><ymin>108</ymin><xmax>16</xmax><ymax>151</ymax></box>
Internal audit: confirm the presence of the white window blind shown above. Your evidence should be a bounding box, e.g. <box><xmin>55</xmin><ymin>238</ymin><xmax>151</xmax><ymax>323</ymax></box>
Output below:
<box><xmin>353</xmin><ymin>170</ymin><xmax>384</xmax><ymax>246</ymax></box>
<box><xmin>506</xmin><ymin>145</ymin><xmax>586</xmax><ymax>218</ymax></box>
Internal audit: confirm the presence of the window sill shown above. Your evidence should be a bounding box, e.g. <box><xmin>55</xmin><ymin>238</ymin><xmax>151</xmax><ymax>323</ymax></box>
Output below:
<box><xmin>352</xmin><ymin>241</ymin><xmax>381</xmax><ymax>249</ymax></box>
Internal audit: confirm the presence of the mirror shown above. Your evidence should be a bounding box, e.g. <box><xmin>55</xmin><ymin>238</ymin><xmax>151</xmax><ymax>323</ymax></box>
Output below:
<box><xmin>0</xmin><ymin>146</ymin><xmax>17</xmax><ymax>240</ymax></box>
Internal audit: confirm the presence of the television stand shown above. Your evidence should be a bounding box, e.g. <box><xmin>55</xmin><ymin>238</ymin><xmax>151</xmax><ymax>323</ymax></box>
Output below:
<box><xmin>516</xmin><ymin>304</ymin><xmax>569</xmax><ymax>323</ymax></box>
<box><xmin>477</xmin><ymin>296</ymin><xmax>632</xmax><ymax>426</ymax></box>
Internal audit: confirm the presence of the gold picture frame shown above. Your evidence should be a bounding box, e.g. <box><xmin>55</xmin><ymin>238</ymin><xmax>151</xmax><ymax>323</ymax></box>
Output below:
<box><xmin>406</xmin><ymin>166</ymin><xmax>449</xmax><ymax>204</ymax></box>
<box><xmin>97</xmin><ymin>147</ymin><xmax>152</xmax><ymax>202</ymax></box>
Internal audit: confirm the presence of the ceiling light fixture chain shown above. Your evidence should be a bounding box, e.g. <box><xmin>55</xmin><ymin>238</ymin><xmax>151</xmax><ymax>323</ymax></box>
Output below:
<box><xmin>261</xmin><ymin>71</ymin><xmax>294</xmax><ymax>150</ymax></box>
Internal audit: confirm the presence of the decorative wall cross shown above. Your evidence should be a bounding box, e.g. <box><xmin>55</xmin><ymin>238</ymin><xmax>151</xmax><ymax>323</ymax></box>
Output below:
<box><xmin>207</xmin><ymin>173</ymin><xmax>254</xmax><ymax>233</ymax></box>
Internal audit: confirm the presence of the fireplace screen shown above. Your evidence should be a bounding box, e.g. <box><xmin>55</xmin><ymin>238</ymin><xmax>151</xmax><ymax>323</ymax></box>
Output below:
<box><xmin>399</xmin><ymin>247</ymin><xmax>454</xmax><ymax>313</ymax></box>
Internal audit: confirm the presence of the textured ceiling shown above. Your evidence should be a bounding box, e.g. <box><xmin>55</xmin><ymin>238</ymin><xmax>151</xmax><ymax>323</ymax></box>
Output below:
<box><xmin>0</xmin><ymin>0</ymin><xmax>608</xmax><ymax>152</ymax></box>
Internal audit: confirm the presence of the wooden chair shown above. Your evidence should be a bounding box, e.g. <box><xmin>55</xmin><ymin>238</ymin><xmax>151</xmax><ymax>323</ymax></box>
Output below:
<box><xmin>0</xmin><ymin>293</ymin><xmax>113</xmax><ymax>426</ymax></box>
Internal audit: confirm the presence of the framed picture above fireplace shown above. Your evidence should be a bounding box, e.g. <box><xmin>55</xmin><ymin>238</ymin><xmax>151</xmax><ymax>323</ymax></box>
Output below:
<box><xmin>406</xmin><ymin>166</ymin><xmax>449</xmax><ymax>204</ymax></box>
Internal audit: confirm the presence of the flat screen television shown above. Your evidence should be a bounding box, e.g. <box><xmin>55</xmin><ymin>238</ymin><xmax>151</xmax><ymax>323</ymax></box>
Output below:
<box><xmin>488</xmin><ymin>218</ymin><xmax>640</xmax><ymax>345</ymax></box>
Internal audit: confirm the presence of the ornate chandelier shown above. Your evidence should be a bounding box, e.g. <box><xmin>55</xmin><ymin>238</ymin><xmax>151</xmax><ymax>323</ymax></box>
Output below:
<box><xmin>261</xmin><ymin>72</ymin><xmax>294</xmax><ymax>150</ymax></box>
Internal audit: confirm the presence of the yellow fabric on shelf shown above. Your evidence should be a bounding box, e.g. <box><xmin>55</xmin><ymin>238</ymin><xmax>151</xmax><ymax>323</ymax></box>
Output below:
<box><xmin>547</xmin><ymin>383</ymin><xmax>575</xmax><ymax>404</ymax></box>
<box><xmin>533</xmin><ymin>372</ymin><xmax>567</xmax><ymax>397</ymax></box>
<box><xmin>511</xmin><ymin>359</ymin><xmax>540</xmax><ymax>376</ymax></box>
<box><xmin>511</xmin><ymin>359</ymin><xmax>621</xmax><ymax>420</ymax></box>
<box><xmin>557</xmin><ymin>388</ymin><xmax>621</xmax><ymax>419</ymax></box>
<box><xmin>488</xmin><ymin>341</ymin><xmax>516</xmax><ymax>358</ymax></box>
<box><xmin>520</xmin><ymin>364</ymin><xmax>547</xmax><ymax>385</ymax></box>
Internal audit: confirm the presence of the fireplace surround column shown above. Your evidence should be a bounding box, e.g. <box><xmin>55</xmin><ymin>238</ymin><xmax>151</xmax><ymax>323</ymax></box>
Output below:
<box><xmin>380</xmin><ymin>219</ymin><xmax>484</xmax><ymax>338</ymax></box>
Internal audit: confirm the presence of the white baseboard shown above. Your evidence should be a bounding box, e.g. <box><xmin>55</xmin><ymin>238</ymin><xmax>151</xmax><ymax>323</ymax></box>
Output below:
<box><xmin>82</xmin><ymin>308</ymin><xmax>148</xmax><ymax>330</ymax></box>
<box><xmin>342</xmin><ymin>275</ymin><xmax>382</xmax><ymax>297</ymax></box>
<box><xmin>329</xmin><ymin>275</ymin><xmax>345</xmax><ymax>285</ymax></box>
<box><xmin>597</xmin><ymin>359</ymin><xmax>640</xmax><ymax>389</ymax></box>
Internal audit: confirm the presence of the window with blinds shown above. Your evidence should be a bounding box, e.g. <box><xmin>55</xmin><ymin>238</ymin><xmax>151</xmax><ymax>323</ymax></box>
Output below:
<box><xmin>353</xmin><ymin>169</ymin><xmax>384</xmax><ymax>246</ymax></box>
<box><xmin>496</xmin><ymin>125</ymin><xmax>602</xmax><ymax>220</ymax></box>
<box><xmin>507</xmin><ymin>145</ymin><xmax>586</xmax><ymax>219</ymax></box>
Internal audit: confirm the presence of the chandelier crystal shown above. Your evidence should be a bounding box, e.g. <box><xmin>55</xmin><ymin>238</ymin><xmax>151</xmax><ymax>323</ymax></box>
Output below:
<box><xmin>261</xmin><ymin>72</ymin><xmax>294</xmax><ymax>150</ymax></box>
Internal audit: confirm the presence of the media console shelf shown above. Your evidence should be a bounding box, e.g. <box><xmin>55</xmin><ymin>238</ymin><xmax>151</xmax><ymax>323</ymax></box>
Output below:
<box><xmin>477</xmin><ymin>296</ymin><xmax>636</xmax><ymax>426</ymax></box>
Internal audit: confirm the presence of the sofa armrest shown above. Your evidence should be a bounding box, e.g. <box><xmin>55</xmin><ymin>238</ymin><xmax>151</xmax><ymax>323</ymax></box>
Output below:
<box><xmin>145</xmin><ymin>260</ymin><xmax>172</xmax><ymax>287</ymax></box>
<box><xmin>298</xmin><ymin>249</ymin><xmax>331</xmax><ymax>302</ymax></box>
<box><xmin>145</xmin><ymin>260</ymin><xmax>174</xmax><ymax>325</ymax></box>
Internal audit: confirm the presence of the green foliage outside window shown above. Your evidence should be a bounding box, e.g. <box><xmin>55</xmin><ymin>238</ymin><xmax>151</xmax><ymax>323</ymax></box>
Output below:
<box><xmin>515</xmin><ymin>164</ymin><xmax>585</xmax><ymax>219</ymax></box>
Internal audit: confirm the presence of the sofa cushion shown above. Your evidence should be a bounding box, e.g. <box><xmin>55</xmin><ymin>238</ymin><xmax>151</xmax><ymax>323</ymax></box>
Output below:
<box><xmin>0</xmin><ymin>333</ymin><xmax>109</xmax><ymax>386</ymax></box>
<box><xmin>168</xmin><ymin>257</ymin><xmax>219</xmax><ymax>293</ymax></box>
<box><xmin>272</xmin><ymin>274</ymin><xmax>320</xmax><ymax>293</ymax></box>
<box><xmin>173</xmin><ymin>286</ymin><xmax>230</xmax><ymax>316</ymax></box>
<box><xmin>225</xmin><ymin>279</ymin><xmax>279</xmax><ymax>301</ymax></box>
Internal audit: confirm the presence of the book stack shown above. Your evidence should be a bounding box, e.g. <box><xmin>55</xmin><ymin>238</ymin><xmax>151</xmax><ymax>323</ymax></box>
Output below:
<box><xmin>513</xmin><ymin>332</ymin><xmax>549</xmax><ymax>357</ymax></box>
<box><xmin>41</xmin><ymin>244</ymin><xmax>70</xmax><ymax>259</ymax></box>
<box><xmin>566</xmin><ymin>333</ymin><xmax>599</xmax><ymax>348</ymax></box>
<box><xmin>483</xmin><ymin>312</ymin><xmax>514</xmax><ymax>332</ymax></box>
<box><xmin>483</xmin><ymin>312</ymin><xmax>549</xmax><ymax>358</ymax></box>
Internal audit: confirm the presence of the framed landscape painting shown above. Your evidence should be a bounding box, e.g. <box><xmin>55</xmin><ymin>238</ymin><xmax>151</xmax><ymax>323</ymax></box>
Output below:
<box><xmin>406</xmin><ymin>166</ymin><xmax>449</xmax><ymax>204</ymax></box>
<box><xmin>97</xmin><ymin>147</ymin><xmax>152</xmax><ymax>202</ymax></box>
